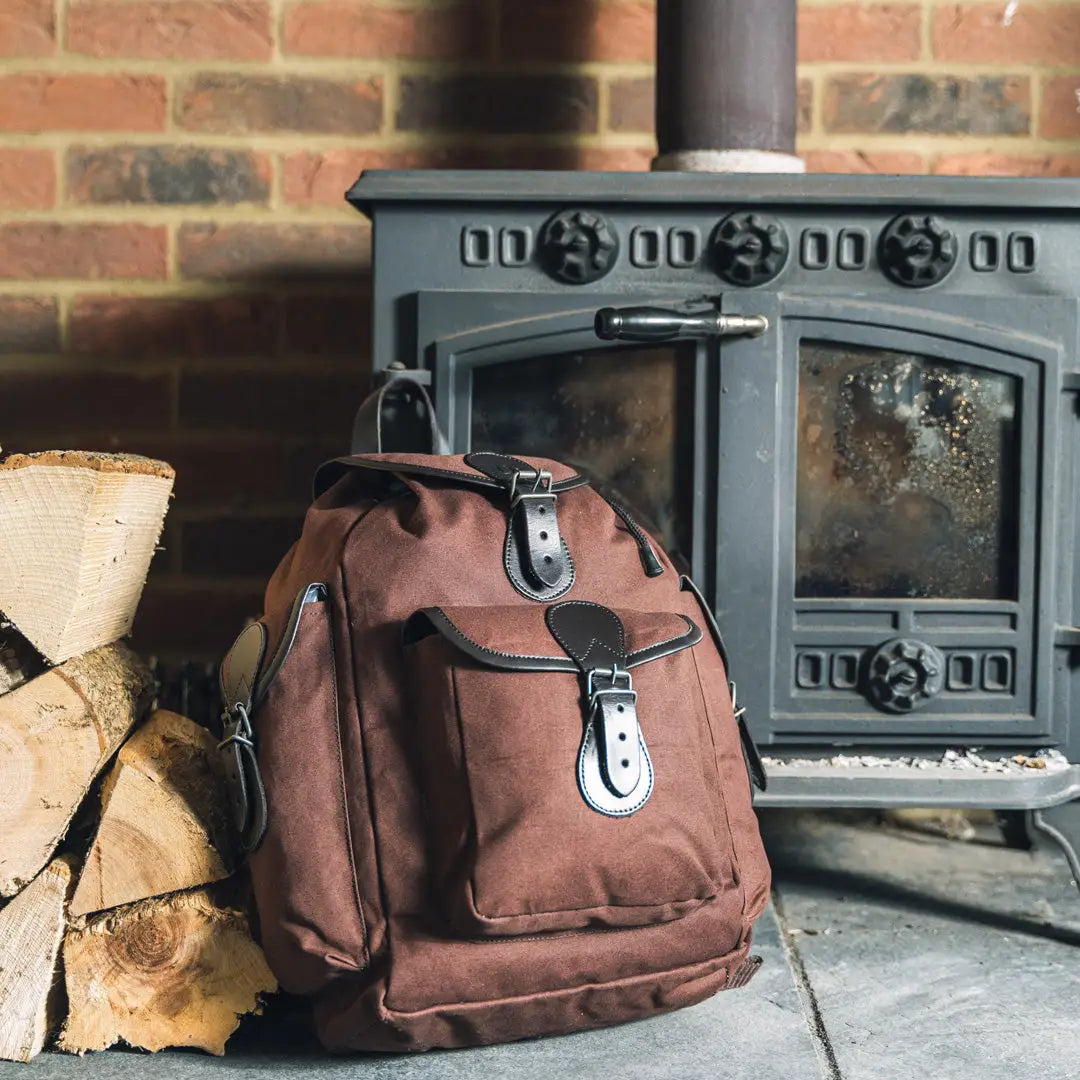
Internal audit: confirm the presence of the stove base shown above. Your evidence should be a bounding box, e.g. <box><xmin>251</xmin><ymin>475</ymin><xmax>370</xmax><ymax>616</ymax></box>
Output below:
<box><xmin>756</xmin><ymin>760</ymin><xmax>1080</xmax><ymax>898</ymax></box>
<box><xmin>756</xmin><ymin>760</ymin><xmax>1080</xmax><ymax>810</ymax></box>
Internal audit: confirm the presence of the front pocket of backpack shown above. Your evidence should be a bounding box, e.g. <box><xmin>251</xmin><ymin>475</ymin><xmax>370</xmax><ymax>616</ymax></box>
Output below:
<box><xmin>404</xmin><ymin>605</ymin><xmax>732</xmax><ymax>937</ymax></box>
<box><xmin>246</xmin><ymin>583</ymin><xmax>369</xmax><ymax>992</ymax></box>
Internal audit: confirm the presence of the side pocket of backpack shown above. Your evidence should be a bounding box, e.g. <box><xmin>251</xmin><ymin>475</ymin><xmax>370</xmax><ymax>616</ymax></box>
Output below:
<box><xmin>240</xmin><ymin>582</ymin><xmax>370</xmax><ymax>994</ymax></box>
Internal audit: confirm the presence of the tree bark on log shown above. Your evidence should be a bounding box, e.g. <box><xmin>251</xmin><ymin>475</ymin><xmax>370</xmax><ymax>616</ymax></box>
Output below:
<box><xmin>0</xmin><ymin>452</ymin><xmax>173</xmax><ymax>664</ymax></box>
<box><xmin>0</xmin><ymin>857</ymin><xmax>77</xmax><ymax>1062</ymax></box>
<box><xmin>0</xmin><ymin>643</ymin><xmax>153</xmax><ymax>896</ymax></box>
<box><xmin>71</xmin><ymin>711</ymin><xmax>235</xmax><ymax>918</ymax></box>
<box><xmin>58</xmin><ymin>887</ymin><xmax>277</xmax><ymax>1056</ymax></box>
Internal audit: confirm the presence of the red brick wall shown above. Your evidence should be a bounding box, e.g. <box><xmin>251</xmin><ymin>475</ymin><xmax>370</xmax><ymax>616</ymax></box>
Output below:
<box><xmin>2</xmin><ymin>0</ymin><xmax>1078</xmax><ymax>660</ymax></box>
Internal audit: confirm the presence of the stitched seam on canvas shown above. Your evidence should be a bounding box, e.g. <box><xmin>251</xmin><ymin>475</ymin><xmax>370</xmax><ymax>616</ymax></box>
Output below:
<box><xmin>335</xmin><ymin>497</ymin><xmax>405</xmax><ymax>968</ymax></box>
<box><xmin>690</xmin><ymin>646</ymin><xmax>747</xmax><ymax>922</ymax></box>
<box><xmin>328</xmin><ymin>598</ymin><xmax>369</xmax><ymax>964</ymax></box>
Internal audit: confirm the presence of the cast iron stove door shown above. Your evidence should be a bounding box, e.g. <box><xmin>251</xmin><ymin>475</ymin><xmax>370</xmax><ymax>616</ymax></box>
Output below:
<box><xmin>718</xmin><ymin>294</ymin><xmax>1066</xmax><ymax>747</ymax></box>
<box><xmin>421</xmin><ymin>292</ymin><xmax>719</xmax><ymax>581</ymax></box>
<box><xmin>418</xmin><ymin>289</ymin><xmax>1069</xmax><ymax>750</ymax></box>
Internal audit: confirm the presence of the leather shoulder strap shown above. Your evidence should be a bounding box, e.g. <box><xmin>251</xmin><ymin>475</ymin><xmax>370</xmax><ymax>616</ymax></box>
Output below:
<box><xmin>350</xmin><ymin>375</ymin><xmax>449</xmax><ymax>455</ymax></box>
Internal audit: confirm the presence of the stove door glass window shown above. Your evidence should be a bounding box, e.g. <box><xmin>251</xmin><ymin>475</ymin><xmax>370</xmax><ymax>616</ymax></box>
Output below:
<box><xmin>470</xmin><ymin>344</ymin><xmax>696</xmax><ymax>566</ymax></box>
<box><xmin>797</xmin><ymin>340</ymin><xmax>1019</xmax><ymax>600</ymax></box>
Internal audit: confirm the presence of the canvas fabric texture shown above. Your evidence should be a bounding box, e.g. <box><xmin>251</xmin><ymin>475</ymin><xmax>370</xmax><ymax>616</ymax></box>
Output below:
<box><xmin>220</xmin><ymin>452</ymin><xmax>771</xmax><ymax>1052</ymax></box>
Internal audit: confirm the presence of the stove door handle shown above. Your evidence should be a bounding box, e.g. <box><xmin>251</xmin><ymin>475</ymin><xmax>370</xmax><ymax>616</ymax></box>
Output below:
<box><xmin>594</xmin><ymin>306</ymin><xmax>768</xmax><ymax>342</ymax></box>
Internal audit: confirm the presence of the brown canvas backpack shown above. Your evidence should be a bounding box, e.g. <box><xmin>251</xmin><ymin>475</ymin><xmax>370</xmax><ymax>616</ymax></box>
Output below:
<box><xmin>218</xmin><ymin>450</ymin><xmax>771</xmax><ymax>1052</ymax></box>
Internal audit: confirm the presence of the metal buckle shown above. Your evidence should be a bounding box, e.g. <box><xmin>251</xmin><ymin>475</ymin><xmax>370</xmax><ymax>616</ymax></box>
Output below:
<box><xmin>217</xmin><ymin>701</ymin><xmax>254</xmax><ymax>751</ymax></box>
<box><xmin>508</xmin><ymin>468</ymin><xmax>553</xmax><ymax>508</ymax></box>
<box><xmin>729</xmin><ymin>680</ymin><xmax>746</xmax><ymax>720</ymax></box>
<box><xmin>587</xmin><ymin>664</ymin><xmax>636</xmax><ymax>710</ymax></box>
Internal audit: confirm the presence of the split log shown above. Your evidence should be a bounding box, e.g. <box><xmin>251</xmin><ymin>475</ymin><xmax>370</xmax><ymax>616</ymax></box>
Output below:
<box><xmin>0</xmin><ymin>623</ymin><xmax>44</xmax><ymax>697</ymax></box>
<box><xmin>0</xmin><ymin>643</ymin><xmax>153</xmax><ymax>896</ymax></box>
<box><xmin>0</xmin><ymin>452</ymin><xmax>174</xmax><ymax>664</ymax></box>
<box><xmin>59</xmin><ymin>887</ymin><xmax>277</xmax><ymax>1056</ymax></box>
<box><xmin>0</xmin><ymin>857</ymin><xmax>77</xmax><ymax>1062</ymax></box>
<box><xmin>71</xmin><ymin>710</ymin><xmax>235</xmax><ymax>918</ymax></box>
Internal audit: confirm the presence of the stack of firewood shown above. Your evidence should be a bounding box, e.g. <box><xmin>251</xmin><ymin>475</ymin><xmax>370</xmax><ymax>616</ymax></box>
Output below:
<box><xmin>0</xmin><ymin>452</ymin><xmax>276</xmax><ymax>1062</ymax></box>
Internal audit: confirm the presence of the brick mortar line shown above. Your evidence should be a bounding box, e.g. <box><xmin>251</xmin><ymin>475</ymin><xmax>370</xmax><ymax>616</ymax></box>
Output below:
<box><xmin>170</xmin><ymin>503</ymin><xmax>315</xmax><ymax>521</ymax></box>
<box><xmin>798</xmin><ymin>61</ymin><xmax>1057</xmax><ymax>75</ymax></box>
<box><xmin>808</xmin><ymin>70</ymin><xmax>825</xmax><ymax>139</ymax></box>
<box><xmin>4</xmin><ymin>53</ymin><xmax>1078</xmax><ymax>73</ymax></box>
<box><xmin>165</xmin><ymin>220</ymin><xmax>180</xmax><ymax>281</ymax></box>
<box><xmin>0</xmin><ymin>57</ymin><xmax>655</xmax><ymax>77</ymax></box>
<box><xmin>1</xmin><ymin>57</ymin><xmax>1073</xmax><ymax>77</ymax></box>
<box><xmin>0</xmin><ymin>430</ymin><xmax>343</xmax><ymax>449</ymax></box>
<box><xmin>796</xmin><ymin>135</ymin><xmax>1080</xmax><ymax>150</ymax></box>
<box><xmin>1032</xmin><ymin>68</ymin><xmax>1046</xmax><ymax>139</ymax></box>
<box><xmin>268</xmin><ymin>152</ymin><xmax>283</xmax><ymax>211</ymax></box>
<box><xmin>924</xmin><ymin>0</ymin><xmax>1080</xmax><ymax>4</ymax></box>
<box><xmin>0</xmin><ymin>201</ymin><xmax>370</xmax><ymax>217</ymax></box>
<box><xmin>56</xmin><ymin>293</ymin><xmax>71</xmax><ymax>352</ymax></box>
<box><xmin>137</xmin><ymin>575</ymin><xmax>271</xmax><ymax>592</ymax></box>
<box><xmin>382</xmin><ymin>66</ymin><xmax>399</xmax><ymax>136</ymax></box>
<box><xmin>919</xmin><ymin>0</ymin><xmax>932</xmax><ymax>62</ymax></box>
<box><xmin>597</xmin><ymin>73</ymin><xmax>614</xmax><ymax>137</ymax></box>
<box><xmin>485</xmin><ymin>0</ymin><xmax>500</xmax><ymax>63</ymax></box>
<box><xmin>0</xmin><ymin>280</ymin><xmax>375</xmax><ymax>299</ymax></box>
<box><xmin>0</xmin><ymin>356</ymin><xmax>369</xmax><ymax>378</ymax></box>
<box><xmin>268</xmin><ymin>0</ymin><xmax>285</xmax><ymax>63</ymax></box>
<box><xmin>0</xmin><ymin>132</ymin><xmax>659</xmax><ymax>149</ymax></box>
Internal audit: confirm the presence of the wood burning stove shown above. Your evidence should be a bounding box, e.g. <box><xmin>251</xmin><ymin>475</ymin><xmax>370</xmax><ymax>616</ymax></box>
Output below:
<box><xmin>346</xmin><ymin>170</ymin><xmax>1080</xmax><ymax>879</ymax></box>
<box><xmin>340</xmin><ymin>0</ymin><xmax>1080</xmax><ymax>883</ymax></box>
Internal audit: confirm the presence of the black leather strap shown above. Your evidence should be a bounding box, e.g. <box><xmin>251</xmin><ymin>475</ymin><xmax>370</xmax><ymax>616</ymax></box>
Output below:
<box><xmin>680</xmin><ymin>575</ymin><xmax>767</xmax><ymax>793</ymax></box>
<box><xmin>546</xmin><ymin>601</ymin><xmax>652</xmax><ymax>815</ymax></box>
<box><xmin>350</xmin><ymin>375</ymin><xmax>448</xmax><ymax>455</ymax></box>
<box><xmin>593</xmin><ymin>689</ymin><xmax>640</xmax><ymax>796</ymax></box>
<box><xmin>466</xmin><ymin>451</ymin><xmax>575</xmax><ymax>601</ymax></box>
<box><xmin>218</xmin><ymin>621</ymin><xmax>269</xmax><ymax>853</ymax></box>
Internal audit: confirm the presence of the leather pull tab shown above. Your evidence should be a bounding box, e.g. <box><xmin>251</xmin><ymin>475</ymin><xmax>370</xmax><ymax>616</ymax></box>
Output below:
<box><xmin>593</xmin><ymin>689</ymin><xmax>640</xmax><ymax>796</ymax></box>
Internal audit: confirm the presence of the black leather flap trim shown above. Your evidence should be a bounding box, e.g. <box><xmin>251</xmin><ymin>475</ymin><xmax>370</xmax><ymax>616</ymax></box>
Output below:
<box><xmin>545</xmin><ymin>601</ymin><xmax>626</xmax><ymax>674</ymax></box>
<box><xmin>403</xmin><ymin>607</ymin><xmax>700</xmax><ymax>673</ymax></box>
<box><xmin>629</xmin><ymin>617</ymin><xmax>702</xmax><ymax>664</ymax></box>
<box><xmin>314</xmin><ymin>454</ymin><xmax>590</xmax><ymax>500</ymax></box>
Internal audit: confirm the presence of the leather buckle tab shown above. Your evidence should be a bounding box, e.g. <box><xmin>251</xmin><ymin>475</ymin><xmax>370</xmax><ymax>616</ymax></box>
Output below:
<box><xmin>587</xmin><ymin>665</ymin><xmax>641</xmax><ymax>798</ymax></box>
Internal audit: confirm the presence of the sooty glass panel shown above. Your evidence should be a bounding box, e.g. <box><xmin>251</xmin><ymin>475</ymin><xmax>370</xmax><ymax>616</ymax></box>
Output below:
<box><xmin>797</xmin><ymin>340</ymin><xmax>1019</xmax><ymax>600</ymax></box>
<box><xmin>471</xmin><ymin>344</ymin><xmax>696</xmax><ymax>566</ymax></box>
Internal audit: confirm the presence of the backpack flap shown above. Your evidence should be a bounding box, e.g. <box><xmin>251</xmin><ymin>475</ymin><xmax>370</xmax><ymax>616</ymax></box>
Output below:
<box><xmin>401</xmin><ymin>601</ymin><xmax>744</xmax><ymax>939</ymax></box>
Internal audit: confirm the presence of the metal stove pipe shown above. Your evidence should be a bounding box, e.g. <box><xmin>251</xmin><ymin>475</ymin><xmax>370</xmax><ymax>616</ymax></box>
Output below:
<box><xmin>653</xmin><ymin>0</ymin><xmax>804</xmax><ymax>173</ymax></box>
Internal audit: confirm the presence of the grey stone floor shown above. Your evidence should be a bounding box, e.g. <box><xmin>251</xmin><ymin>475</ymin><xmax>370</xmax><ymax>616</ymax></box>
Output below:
<box><xmin>7</xmin><ymin>811</ymin><xmax>1079</xmax><ymax>1080</ymax></box>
